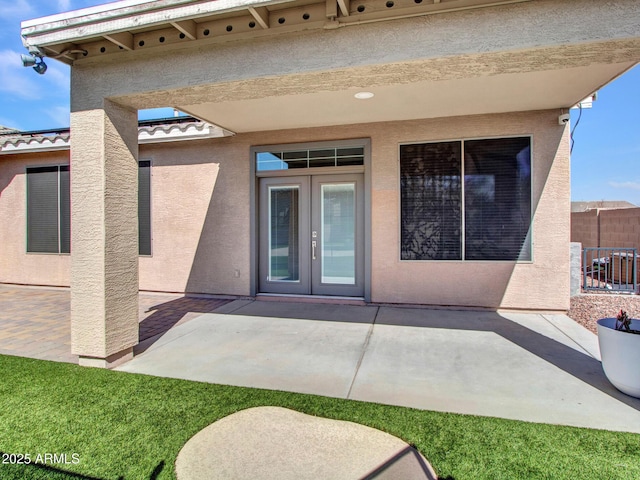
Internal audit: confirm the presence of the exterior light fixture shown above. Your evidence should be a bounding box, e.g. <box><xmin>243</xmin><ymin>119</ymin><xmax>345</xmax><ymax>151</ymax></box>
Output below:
<box><xmin>32</xmin><ymin>61</ymin><xmax>48</xmax><ymax>75</ymax></box>
<box><xmin>20</xmin><ymin>54</ymin><xmax>37</xmax><ymax>66</ymax></box>
<box><xmin>21</xmin><ymin>45</ymin><xmax>47</xmax><ymax>75</ymax></box>
<box><xmin>354</xmin><ymin>92</ymin><xmax>374</xmax><ymax>100</ymax></box>
<box><xmin>20</xmin><ymin>43</ymin><xmax>86</xmax><ymax>76</ymax></box>
<box><xmin>21</xmin><ymin>55</ymin><xmax>47</xmax><ymax>75</ymax></box>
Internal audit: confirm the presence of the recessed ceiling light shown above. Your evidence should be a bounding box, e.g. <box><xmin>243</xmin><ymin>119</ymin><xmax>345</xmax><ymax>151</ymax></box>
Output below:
<box><xmin>354</xmin><ymin>92</ymin><xmax>374</xmax><ymax>100</ymax></box>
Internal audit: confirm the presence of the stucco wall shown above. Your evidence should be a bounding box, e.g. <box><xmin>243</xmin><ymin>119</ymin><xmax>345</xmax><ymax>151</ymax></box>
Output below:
<box><xmin>138</xmin><ymin>138</ymin><xmax>250</xmax><ymax>295</ymax></box>
<box><xmin>0</xmin><ymin>139</ymin><xmax>250</xmax><ymax>296</ymax></box>
<box><xmin>0</xmin><ymin>108</ymin><xmax>570</xmax><ymax>309</ymax></box>
<box><xmin>366</xmin><ymin>110</ymin><xmax>570</xmax><ymax>310</ymax></box>
<box><xmin>0</xmin><ymin>151</ymin><xmax>71</xmax><ymax>286</ymax></box>
<box><xmin>244</xmin><ymin>110</ymin><xmax>569</xmax><ymax>310</ymax></box>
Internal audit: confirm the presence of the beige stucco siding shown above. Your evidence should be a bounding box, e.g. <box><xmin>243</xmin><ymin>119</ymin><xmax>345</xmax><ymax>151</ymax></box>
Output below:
<box><xmin>242</xmin><ymin>109</ymin><xmax>569</xmax><ymax>310</ymax></box>
<box><xmin>138</xmin><ymin>138</ymin><xmax>250</xmax><ymax>295</ymax></box>
<box><xmin>0</xmin><ymin>109</ymin><xmax>570</xmax><ymax>310</ymax></box>
<box><xmin>0</xmin><ymin>140</ymin><xmax>250</xmax><ymax>296</ymax></box>
<box><xmin>366</xmin><ymin>110</ymin><xmax>570</xmax><ymax>310</ymax></box>
<box><xmin>0</xmin><ymin>151</ymin><xmax>71</xmax><ymax>287</ymax></box>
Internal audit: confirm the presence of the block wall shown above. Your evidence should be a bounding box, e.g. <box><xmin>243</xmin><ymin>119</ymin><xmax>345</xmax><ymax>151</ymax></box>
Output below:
<box><xmin>571</xmin><ymin>208</ymin><xmax>640</xmax><ymax>251</ymax></box>
<box><xmin>571</xmin><ymin>209</ymin><xmax>599</xmax><ymax>250</ymax></box>
<box><xmin>599</xmin><ymin>208</ymin><xmax>640</xmax><ymax>251</ymax></box>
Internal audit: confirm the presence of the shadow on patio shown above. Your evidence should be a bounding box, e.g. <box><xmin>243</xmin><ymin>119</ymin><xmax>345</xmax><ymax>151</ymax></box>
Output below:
<box><xmin>138</xmin><ymin>295</ymin><xmax>232</xmax><ymax>342</ymax></box>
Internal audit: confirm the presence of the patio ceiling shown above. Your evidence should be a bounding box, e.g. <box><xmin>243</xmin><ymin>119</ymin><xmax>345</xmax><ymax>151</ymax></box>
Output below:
<box><xmin>177</xmin><ymin>61</ymin><xmax>633</xmax><ymax>133</ymax></box>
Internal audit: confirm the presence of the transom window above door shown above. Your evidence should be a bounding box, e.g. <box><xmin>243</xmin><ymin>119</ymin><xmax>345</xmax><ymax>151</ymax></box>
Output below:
<box><xmin>257</xmin><ymin>147</ymin><xmax>364</xmax><ymax>171</ymax></box>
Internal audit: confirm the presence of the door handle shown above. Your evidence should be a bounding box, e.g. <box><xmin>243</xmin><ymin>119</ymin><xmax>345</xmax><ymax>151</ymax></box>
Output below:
<box><xmin>312</xmin><ymin>240</ymin><xmax>317</xmax><ymax>260</ymax></box>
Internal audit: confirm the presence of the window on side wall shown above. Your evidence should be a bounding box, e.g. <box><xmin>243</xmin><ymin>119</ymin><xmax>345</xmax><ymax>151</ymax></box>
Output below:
<box><xmin>26</xmin><ymin>162</ymin><xmax>152</xmax><ymax>255</ymax></box>
<box><xmin>400</xmin><ymin>137</ymin><xmax>531</xmax><ymax>261</ymax></box>
<box><xmin>138</xmin><ymin>160</ymin><xmax>152</xmax><ymax>256</ymax></box>
<box><xmin>26</xmin><ymin>165</ymin><xmax>70</xmax><ymax>254</ymax></box>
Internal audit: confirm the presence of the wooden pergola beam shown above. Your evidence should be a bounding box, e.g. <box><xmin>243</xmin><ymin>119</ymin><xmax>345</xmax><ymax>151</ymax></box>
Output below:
<box><xmin>326</xmin><ymin>0</ymin><xmax>338</xmax><ymax>19</ymax></box>
<box><xmin>103</xmin><ymin>31</ymin><xmax>133</xmax><ymax>50</ymax></box>
<box><xmin>337</xmin><ymin>0</ymin><xmax>350</xmax><ymax>17</ymax></box>
<box><xmin>248</xmin><ymin>7</ymin><xmax>270</xmax><ymax>29</ymax></box>
<box><xmin>170</xmin><ymin>20</ymin><xmax>197</xmax><ymax>40</ymax></box>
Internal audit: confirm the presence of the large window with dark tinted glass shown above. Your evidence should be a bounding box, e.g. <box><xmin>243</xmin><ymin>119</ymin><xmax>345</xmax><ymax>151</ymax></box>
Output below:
<box><xmin>400</xmin><ymin>137</ymin><xmax>531</xmax><ymax>261</ymax></box>
<box><xmin>400</xmin><ymin>142</ymin><xmax>462</xmax><ymax>260</ymax></box>
<box><xmin>27</xmin><ymin>161</ymin><xmax>152</xmax><ymax>255</ymax></box>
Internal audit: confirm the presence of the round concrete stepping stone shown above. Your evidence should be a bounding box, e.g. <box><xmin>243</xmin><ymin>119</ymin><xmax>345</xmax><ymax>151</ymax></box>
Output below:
<box><xmin>176</xmin><ymin>406</ymin><xmax>437</xmax><ymax>479</ymax></box>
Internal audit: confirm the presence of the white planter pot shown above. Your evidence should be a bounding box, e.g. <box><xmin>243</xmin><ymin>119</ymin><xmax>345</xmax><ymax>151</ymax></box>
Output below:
<box><xmin>597</xmin><ymin>317</ymin><xmax>640</xmax><ymax>398</ymax></box>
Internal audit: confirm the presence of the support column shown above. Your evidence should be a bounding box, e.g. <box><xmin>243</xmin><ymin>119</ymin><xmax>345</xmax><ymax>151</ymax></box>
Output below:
<box><xmin>70</xmin><ymin>99</ymin><xmax>139</xmax><ymax>368</ymax></box>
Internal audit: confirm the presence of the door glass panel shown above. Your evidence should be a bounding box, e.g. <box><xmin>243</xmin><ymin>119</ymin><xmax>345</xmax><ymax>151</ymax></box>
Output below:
<box><xmin>321</xmin><ymin>183</ymin><xmax>355</xmax><ymax>285</ymax></box>
<box><xmin>269</xmin><ymin>186</ymin><xmax>299</xmax><ymax>281</ymax></box>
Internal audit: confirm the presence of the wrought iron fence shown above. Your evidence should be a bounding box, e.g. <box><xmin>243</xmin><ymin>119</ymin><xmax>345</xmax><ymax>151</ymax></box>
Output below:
<box><xmin>582</xmin><ymin>247</ymin><xmax>638</xmax><ymax>293</ymax></box>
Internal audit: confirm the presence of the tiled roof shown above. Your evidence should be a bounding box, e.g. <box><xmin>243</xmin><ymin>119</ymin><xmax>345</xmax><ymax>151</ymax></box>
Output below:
<box><xmin>0</xmin><ymin>125</ymin><xmax>20</xmax><ymax>135</ymax></box>
<box><xmin>137</xmin><ymin>120</ymin><xmax>232</xmax><ymax>144</ymax></box>
<box><xmin>0</xmin><ymin>118</ymin><xmax>233</xmax><ymax>155</ymax></box>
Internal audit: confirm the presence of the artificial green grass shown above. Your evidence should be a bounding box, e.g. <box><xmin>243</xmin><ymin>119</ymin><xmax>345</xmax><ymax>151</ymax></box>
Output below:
<box><xmin>0</xmin><ymin>354</ymin><xmax>639</xmax><ymax>479</ymax></box>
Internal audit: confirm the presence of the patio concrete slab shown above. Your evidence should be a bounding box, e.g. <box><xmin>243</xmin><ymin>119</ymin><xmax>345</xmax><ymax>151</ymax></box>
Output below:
<box><xmin>498</xmin><ymin>311</ymin><xmax>599</xmax><ymax>359</ymax></box>
<box><xmin>224</xmin><ymin>299</ymin><xmax>379</xmax><ymax>323</ymax></box>
<box><xmin>117</xmin><ymin>300</ymin><xmax>640</xmax><ymax>433</ymax></box>
<box><xmin>351</xmin><ymin>307</ymin><xmax>640</xmax><ymax>432</ymax></box>
<box><xmin>118</xmin><ymin>302</ymin><xmax>376</xmax><ymax>397</ymax></box>
<box><xmin>540</xmin><ymin>313</ymin><xmax>601</xmax><ymax>360</ymax></box>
